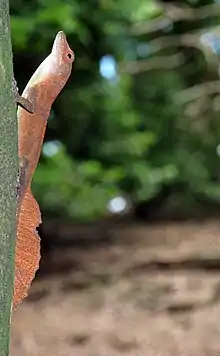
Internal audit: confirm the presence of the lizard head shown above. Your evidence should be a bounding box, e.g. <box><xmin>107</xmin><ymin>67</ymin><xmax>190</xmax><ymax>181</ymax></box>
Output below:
<box><xmin>27</xmin><ymin>31</ymin><xmax>74</xmax><ymax>103</ymax></box>
<box><xmin>47</xmin><ymin>31</ymin><xmax>75</xmax><ymax>99</ymax></box>
<box><xmin>51</xmin><ymin>31</ymin><xmax>75</xmax><ymax>74</ymax></box>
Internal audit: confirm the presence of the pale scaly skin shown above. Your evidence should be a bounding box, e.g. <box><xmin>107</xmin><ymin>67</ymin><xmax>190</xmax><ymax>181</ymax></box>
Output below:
<box><xmin>14</xmin><ymin>31</ymin><xmax>74</xmax><ymax>309</ymax></box>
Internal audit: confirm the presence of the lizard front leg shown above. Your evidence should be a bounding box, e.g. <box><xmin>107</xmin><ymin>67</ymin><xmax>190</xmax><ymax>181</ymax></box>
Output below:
<box><xmin>12</xmin><ymin>78</ymin><xmax>34</xmax><ymax>114</ymax></box>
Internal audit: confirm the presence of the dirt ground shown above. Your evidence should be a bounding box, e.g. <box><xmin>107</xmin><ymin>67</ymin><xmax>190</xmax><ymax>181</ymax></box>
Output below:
<box><xmin>10</xmin><ymin>220</ymin><xmax>220</xmax><ymax>356</ymax></box>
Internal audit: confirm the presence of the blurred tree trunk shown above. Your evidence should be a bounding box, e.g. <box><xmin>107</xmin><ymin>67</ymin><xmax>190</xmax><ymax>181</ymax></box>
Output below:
<box><xmin>0</xmin><ymin>0</ymin><xmax>18</xmax><ymax>355</ymax></box>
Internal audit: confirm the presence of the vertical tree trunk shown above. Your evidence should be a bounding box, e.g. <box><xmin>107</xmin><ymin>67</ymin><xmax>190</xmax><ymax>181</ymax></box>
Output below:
<box><xmin>0</xmin><ymin>0</ymin><xmax>18</xmax><ymax>355</ymax></box>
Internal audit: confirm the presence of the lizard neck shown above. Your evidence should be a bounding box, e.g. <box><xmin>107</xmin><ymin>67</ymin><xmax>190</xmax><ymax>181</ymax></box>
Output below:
<box><xmin>18</xmin><ymin>82</ymin><xmax>53</xmax><ymax>193</ymax></box>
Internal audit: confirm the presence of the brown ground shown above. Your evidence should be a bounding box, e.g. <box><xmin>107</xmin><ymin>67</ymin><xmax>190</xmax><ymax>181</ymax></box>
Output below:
<box><xmin>10</xmin><ymin>220</ymin><xmax>220</xmax><ymax>356</ymax></box>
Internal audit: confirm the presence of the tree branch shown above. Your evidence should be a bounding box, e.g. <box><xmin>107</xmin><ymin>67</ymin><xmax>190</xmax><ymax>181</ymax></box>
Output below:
<box><xmin>119</xmin><ymin>53</ymin><xmax>185</xmax><ymax>74</ymax></box>
<box><xmin>174</xmin><ymin>81</ymin><xmax>220</xmax><ymax>104</ymax></box>
<box><xmin>132</xmin><ymin>3</ymin><xmax>220</xmax><ymax>36</ymax></box>
<box><xmin>0</xmin><ymin>1</ymin><xmax>18</xmax><ymax>354</ymax></box>
<box><xmin>146</xmin><ymin>26</ymin><xmax>220</xmax><ymax>55</ymax></box>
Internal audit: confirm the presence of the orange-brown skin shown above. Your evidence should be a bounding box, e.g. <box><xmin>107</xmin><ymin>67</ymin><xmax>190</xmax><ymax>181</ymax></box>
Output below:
<box><xmin>14</xmin><ymin>31</ymin><xmax>74</xmax><ymax>309</ymax></box>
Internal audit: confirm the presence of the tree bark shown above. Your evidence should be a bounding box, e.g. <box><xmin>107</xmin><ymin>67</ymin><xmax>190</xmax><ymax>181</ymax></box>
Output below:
<box><xmin>0</xmin><ymin>0</ymin><xmax>18</xmax><ymax>355</ymax></box>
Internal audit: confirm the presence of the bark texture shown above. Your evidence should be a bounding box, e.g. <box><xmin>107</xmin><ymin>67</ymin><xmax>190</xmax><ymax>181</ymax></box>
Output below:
<box><xmin>0</xmin><ymin>1</ymin><xmax>18</xmax><ymax>355</ymax></box>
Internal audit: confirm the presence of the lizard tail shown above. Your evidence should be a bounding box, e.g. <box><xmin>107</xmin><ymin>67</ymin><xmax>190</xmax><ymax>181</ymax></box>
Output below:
<box><xmin>13</xmin><ymin>188</ymin><xmax>41</xmax><ymax>309</ymax></box>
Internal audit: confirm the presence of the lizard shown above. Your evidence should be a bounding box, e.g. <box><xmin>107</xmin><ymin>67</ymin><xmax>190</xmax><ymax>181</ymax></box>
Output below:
<box><xmin>13</xmin><ymin>31</ymin><xmax>74</xmax><ymax>309</ymax></box>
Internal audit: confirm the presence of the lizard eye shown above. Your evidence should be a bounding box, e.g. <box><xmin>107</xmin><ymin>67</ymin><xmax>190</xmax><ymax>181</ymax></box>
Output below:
<box><xmin>66</xmin><ymin>52</ymin><xmax>74</xmax><ymax>61</ymax></box>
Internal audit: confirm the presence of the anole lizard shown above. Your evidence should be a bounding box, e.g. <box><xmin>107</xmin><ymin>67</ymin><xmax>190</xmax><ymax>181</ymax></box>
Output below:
<box><xmin>13</xmin><ymin>31</ymin><xmax>74</xmax><ymax>309</ymax></box>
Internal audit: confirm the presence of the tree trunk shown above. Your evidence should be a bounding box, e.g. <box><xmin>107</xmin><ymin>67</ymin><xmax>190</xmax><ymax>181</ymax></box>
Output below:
<box><xmin>0</xmin><ymin>0</ymin><xmax>18</xmax><ymax>355</ymax></box>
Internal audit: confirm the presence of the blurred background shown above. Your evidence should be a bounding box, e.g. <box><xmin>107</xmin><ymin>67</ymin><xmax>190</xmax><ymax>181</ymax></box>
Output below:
<box><xmin>10</xmin><ymin>0</ymin><xmax>220</xmax><ymax>355</ymax></box>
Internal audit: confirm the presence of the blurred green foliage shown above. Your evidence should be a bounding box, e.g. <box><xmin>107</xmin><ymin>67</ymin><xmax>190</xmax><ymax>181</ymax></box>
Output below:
<box><xmin>11</xmin><ymin>0</ymin><xmax>220</xmax><ymax>221</ymax></box>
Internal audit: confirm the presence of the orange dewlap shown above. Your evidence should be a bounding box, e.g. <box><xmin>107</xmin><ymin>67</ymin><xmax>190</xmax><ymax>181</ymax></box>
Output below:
<box><xmin>14</xmin><ymin>190</ymin><xmax>41</xmax><ymax>309</ymax></box>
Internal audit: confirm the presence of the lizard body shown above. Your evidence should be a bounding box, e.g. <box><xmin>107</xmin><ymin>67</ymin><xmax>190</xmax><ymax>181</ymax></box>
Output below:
<box><xmin>13</xmin><ymin>31</ymin><xmax>74</xmax><ymax>309</ymax></box>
